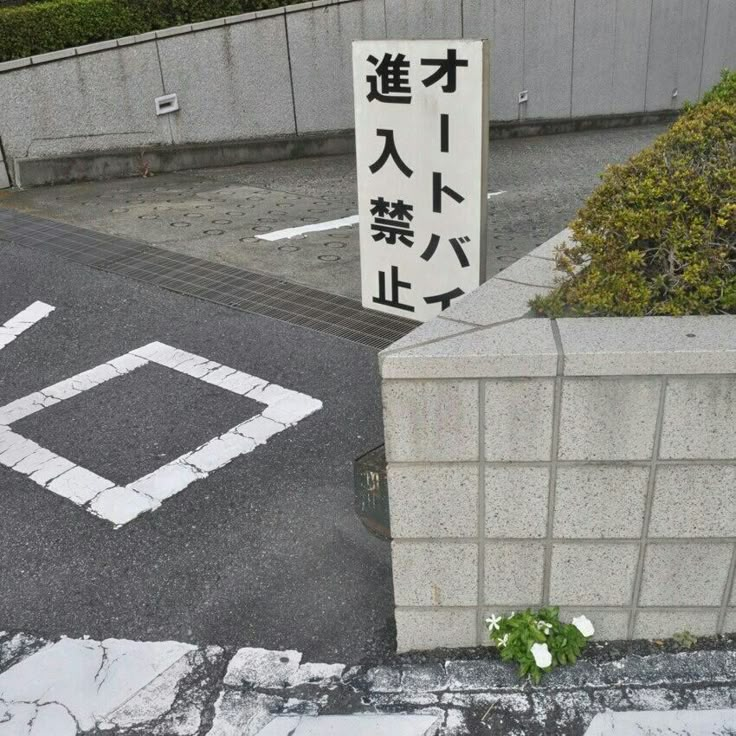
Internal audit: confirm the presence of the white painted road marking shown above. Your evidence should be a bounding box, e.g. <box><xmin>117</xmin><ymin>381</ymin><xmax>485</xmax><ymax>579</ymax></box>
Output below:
<box><xmin>0</xmin><ymin>341</ymin><xmax>322</xmax><ymax>527</ymax></box>
<box><xmin>0</xmin><ymin>301</ymin><xmax>54</xmax><ymax>351</ymax></box>
<box><xmin>584</xmin><ymin>708</ymin><xmax>736</xmax><ymax>734</ymax></box>
<box><xmin>256</xmin><ymin>192</ymin><xmax>507</xmax><ymax>241</ymax></box>
<box><xmin>256</xmin><ymin>215</ymin><xmax>360</xmax><ymax>241</ymax></box>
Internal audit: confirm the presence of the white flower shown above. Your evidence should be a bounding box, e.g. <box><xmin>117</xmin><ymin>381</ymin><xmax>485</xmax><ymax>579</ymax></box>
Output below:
<box><xmin>498</xmin><ymin>633</ymin><xmax>510</xmax><ymax>648</ymax></box>
<box><xmin>486</xmin><ymin>614</ymin><xmax>503</xmax><ymax>632</ymax></box>
<box><xmin>536</xmin><ymin>620</ymin><xmax>552</xmax><ymax>635</ymax></box>
<box><xmin>572</xmin><ymin>615</ymin><xmax>595</xmax><ymax>638</ymax></box>
<box><xmin>530</xmin><ymin>642</ymin><xmax>552</xmax><ymax>669</ymax></box>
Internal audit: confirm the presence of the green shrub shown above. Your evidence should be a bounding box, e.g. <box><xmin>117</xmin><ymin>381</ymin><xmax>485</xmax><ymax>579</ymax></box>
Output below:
<box><xmin>0</xmin><ymin>0</ymin><xmax>290</xmax><ymax>61</ymax></box>
<box><xmin>532</xmin><ymin>70</ymin><xmax>736</xmax><ymax>318</ymax></box>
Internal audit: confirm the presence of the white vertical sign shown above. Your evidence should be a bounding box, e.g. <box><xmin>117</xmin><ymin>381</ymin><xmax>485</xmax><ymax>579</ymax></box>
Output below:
<box><xmin>353</xmin><ymin>40</ymin><xmax>490</xmax><ymax>322</ymax></box>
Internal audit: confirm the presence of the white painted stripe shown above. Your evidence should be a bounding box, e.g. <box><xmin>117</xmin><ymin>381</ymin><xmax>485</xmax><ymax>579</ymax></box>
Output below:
<box><xmin>0</xmin><ymin>341</ymin><xmax>322</xmax><ymax>526</ymax></box>
<box><xmin>255</xmin><ymin>193</ymin><xmax>506</xmax><ymax>242</ymax></box>
<box><xmin>255</xmin><ymin>215</ymin><xmax>360</xmax><ymax>241</ymax></box>
<box><xmin>584</xmin><ymin>708</ymin><xmax>736</xmax><ymax>735</ymax></box>
<box><xmin>0</xmin><ymin>301</ymin><xmax>54</xmax><ymax>351</ymax></box>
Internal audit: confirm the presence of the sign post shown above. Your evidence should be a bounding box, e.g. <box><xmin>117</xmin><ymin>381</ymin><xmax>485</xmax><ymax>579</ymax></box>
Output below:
<box><xmin>353</xmin><ymin>40</ymin><xmax>490</xmax><ymax>322</ymax></box>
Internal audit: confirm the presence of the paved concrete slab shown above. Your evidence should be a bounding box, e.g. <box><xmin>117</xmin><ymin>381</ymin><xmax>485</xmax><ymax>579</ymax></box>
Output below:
<box><xmin>0</xmin><ymin>125</ymin><xmax>666</xmax><ymax>299</ymax></box>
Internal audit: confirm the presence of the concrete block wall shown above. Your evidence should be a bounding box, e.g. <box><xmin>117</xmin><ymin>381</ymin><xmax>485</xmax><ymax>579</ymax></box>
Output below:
<box><xmin>0</xmin><ymin>0</ymin><xmax>735</xmax><ymax>186</ymax></box>
<box><xmin>380</xmin><ymin>231</ymin><xmax>736</xmax><ymax>652</ymax></box>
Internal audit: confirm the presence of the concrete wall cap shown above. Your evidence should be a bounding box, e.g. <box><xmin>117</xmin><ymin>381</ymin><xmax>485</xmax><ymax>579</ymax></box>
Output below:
<box><xmin>75</xmin><ymin>39</ymin><xmax>120</xmax><ymax>55</ymax></box>
<box><xmin>154</xmin><ymin>25</ymin><xmax>194</xmax><ymax>39</ymax></box>
<box><xmin>381</xmin><ymin>318</ymin><xmax>559</xmax><ymax>379</ymax></box>
<box><xmin>29</xmin><ymin>48</ymin><xmax>76</xmax><ymax>64</ymax></box>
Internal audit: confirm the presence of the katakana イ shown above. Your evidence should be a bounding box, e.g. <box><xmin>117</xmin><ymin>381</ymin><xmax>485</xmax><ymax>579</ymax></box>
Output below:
<box><xmin>370</xmin><ymin>197</ymin><xmax>414</xmax><ymax>247</ymax></box>
<box><xmin>420</xmin><ymin>234</ymin><xmax>470</xmax><ymax>267</ymax></box>
<box><xmin>433</xmin><ymin>171</ymin><xmax>464</xmax><ymax>212</ymax></box>
<box><xmin>373</xmin><ymin>265</ymin><xmax>414</xmax><ymax>313</ymax></box>
<box><xmin>421</xmin><ymin>49</ymin><xmax>469</xmax><ymax>93</ymax></box>
<box><xmin>370</xmin><ymin>129</ymin><xmax>414</xmax><ymax>178</ymax></box>
<box><xmin>424</xmin><ymin>287</ymin><xmax>466</xmax><ymax>310</ymax></box>
<box><xmin>366</xmin><ymin>53</ymin><xmax>411</xmax><ymax>104</ymax></box>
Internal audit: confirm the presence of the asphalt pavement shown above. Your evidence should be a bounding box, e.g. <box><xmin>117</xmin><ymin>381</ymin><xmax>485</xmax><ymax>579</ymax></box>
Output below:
<box><xmin>0</xmin><ymin>241</ymin><xmax>391</xmax><ymax>663</ymax></box>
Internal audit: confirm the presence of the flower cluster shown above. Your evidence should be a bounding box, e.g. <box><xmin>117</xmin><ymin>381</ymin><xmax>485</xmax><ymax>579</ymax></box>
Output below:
<box><xmin>486</xmin><ymin>608</ymin><xmax>594</xmax><ymax>683</ymax></box>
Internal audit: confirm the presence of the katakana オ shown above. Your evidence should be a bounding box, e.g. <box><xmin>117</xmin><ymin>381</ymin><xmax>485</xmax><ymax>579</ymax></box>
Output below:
<box><xmin>370</xmin><ymin>197</ymin><xmax>414</xmax><ymax>247</ymax></box>
<box><xmin>370</xmin><ymin>129</ymin><xmax>414</xmax><ymax>178</ymax></box>
<box><xmin>424</xmin><ymin>287</ymin><xmax>466</xmax><ymax>310</ymax></box>
<box><xmin>373</xmin><ymin>265</ymin><xmax>414</xmax><ymax>313</ymax></box>
<box><xmin>421</xmin><ymin>49</ymin><xmax>469</xmax><ymax>93</ymax></box>
<box><xmin>420</xmin><ymin>234</ymin><xmax>470</xmax><ymax>267</ymax></box>
<box><xmin>367</xmin><ymin>53</ymin><xmax>411</xmax><ymax>104</ymax></box>
<box><xmin>433</xmin><ymin>171</ymin><xmax>464</xmax><ymax>212</ymax></box>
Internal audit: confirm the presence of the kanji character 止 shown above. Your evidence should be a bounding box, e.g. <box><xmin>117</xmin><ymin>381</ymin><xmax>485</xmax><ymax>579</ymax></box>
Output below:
<box><xmin>370</xmin><ymin>129</ymin><xmax>414</xmax><ymax>178</ymax></box>
<box><xmin>366</xmin><ymin>53</ymin><xmax>412</xmax><ymax>104</ymax></box>
<box><xmin>370</xmin><ymin>197</ymin><xmax>414</xmax><ymax>247</ymax></box>
<box><xmin>420</xmin><ymin>234</ymin><xmax>470</xmax><ymax>267</ymax></box>
<box><xmin>373</xmin><ymin>265</ymin><xmax>414</xmax><ymax>313</ymax></box>
<box><xmin>432</xmin><ymin>171</ymin><xmax>464</xmax><ymax>212</ymax></box>
<box><xmin>424</xmin><ymin>287</ymin><xmax>466</xmax><ymax>310</ymax></box>
<box><xmin>421</xmin><ymin>49</ymin><xmax>469</xmax><ymax>93</ymax></box>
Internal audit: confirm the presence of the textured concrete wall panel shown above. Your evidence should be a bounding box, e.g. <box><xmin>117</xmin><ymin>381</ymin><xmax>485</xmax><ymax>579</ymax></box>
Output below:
<box><xmin>700</xmin><ymin>0</ymin><xmax>736</xmax><ymax>93</ymax></box>
<box><xmin>385</xmin><ymin>0</ymin><xmax>461</xmax><ymax>39</ymax></box>
<box><xmin>571</xmin><ymin>0</ymin><xmax>616</xmax><ymax>117</ymax></box>
<box><xmin>158</xmin><ymin>17</ymin><xmax>295</xmax><ymax>144</ymax></box>
<box><xmin>0</xmin><ymin>43</ymin><xmax>170</xmax><ymax>162</ymax></box>
<box><xmin>462</xmin><ymin>0</ymin><xmax>524</xmax><ymax>121</ymax></box>
<box><xmin>645</xmin><ymin>0</ymin><xmax>680</xmax><ymax>111</ymax></box>
<box><xmin>287</xmin><ymin>0</ymin><xmax>386</xmax><ymax>134</ymax></box>
<box><xmin>611</xmin><ymin>0</ymin><xmax>652</xmax><ymax>114</ymax></box>
<box><xmin>523</xmin><ymin>0</ymin><xmax>575</xmax><ymax>119</ymax></box>
<box><xmin>675</xmin><ymin>0</ymin><xmax>709</xmax><ymax>107</ymax></box>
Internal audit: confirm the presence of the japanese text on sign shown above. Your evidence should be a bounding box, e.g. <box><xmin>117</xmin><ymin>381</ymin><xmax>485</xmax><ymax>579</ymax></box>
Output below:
<box><xmin>353</xmin><ymin>40</ymin><xmax>490</xmax><ymax>322</ymax></box>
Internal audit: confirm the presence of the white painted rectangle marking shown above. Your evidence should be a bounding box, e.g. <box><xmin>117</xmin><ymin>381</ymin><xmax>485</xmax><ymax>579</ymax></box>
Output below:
<box><xmin>0</xmin><ymin>342</ymin><xmax>322</xmax><ymax>527</ymax></box>
<box><xmin>353</xmin><ymin>40</ymin><xmax>490</xmax><ymax>322</ymax></box>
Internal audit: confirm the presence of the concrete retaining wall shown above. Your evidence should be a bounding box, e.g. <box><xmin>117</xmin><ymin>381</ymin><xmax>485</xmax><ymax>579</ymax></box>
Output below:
<box><xmin>1</xmin><ymin>0</ymin><xmax>735</xmax><ymax>186</ymax></box>
<box><xmin>380</xmin><ymin>230</ymin><xmax>736</xmax><ymax>652</ymax></box>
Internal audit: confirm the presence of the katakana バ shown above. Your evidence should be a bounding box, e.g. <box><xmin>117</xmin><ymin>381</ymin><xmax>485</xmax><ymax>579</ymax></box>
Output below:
<box><xmin>367</xmin><ymin>53</ymin><xmax>411</xmax><ymax>104</ymax></box>
<box><xmin>433</xmin><ymin>171</ymin><xmax>464</xmax><ymax>212</ymax></box>
<box><xmin>370</xmin><ymin>129</ymin><xmax>414</xmax><ymax>178</ymax></box>
<box><xmin>420</xmin><ymin>234</ymin><xmax>470</xmax><ymax>267</ymax></box>
<box><xmin>421</xmin><ymin>49</ymin><xmax>469</xmax><ymax>93</ymax></box>
<box><xmin>370</xmin><ymin>197</ymin><xmax>414</xmax><ymax>246</ymax></box>
<box><xmin>424</xmin><ymin>287</ymin><xmax>466</xmax><ymax>310</ymax></box>
<box><xmin>374</xmin><ymin>265</ymin><xmax>414</xmax><ymax>313</ymax></box>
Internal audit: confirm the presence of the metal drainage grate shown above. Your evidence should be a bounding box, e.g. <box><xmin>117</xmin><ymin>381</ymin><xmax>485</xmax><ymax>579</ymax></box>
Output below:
<box><xmin>0</xmin><ymin>208</ymin><xmax>418</xmax><ymax>350</ymax></box>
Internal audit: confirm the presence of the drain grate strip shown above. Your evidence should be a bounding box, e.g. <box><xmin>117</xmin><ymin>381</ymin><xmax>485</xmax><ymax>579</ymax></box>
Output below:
<box><xmin>0</xmin><ymin>208</ymin><xmax>418</xmax><ymax>350</ymax></box>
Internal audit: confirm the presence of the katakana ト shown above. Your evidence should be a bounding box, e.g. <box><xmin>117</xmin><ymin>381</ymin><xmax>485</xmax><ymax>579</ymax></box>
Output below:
<box><xmin>373</xmin><ymin>265</ymin><xmax>414</xmax><ymax>313</ymax></box>
<box><xmin>366</xmin><ymin>53</ymin><xmax>411</xmax><ymax>104</ymax></box>
<box><xmin>421</xmin><ymin>49</ymin><xmax>469</xmax><ymax>93</ymax></box>
<box><xmin>370</xmin><ymin>197</ymin><xmax>414</xmax><ymax>246</ymax></box>
<box><xmin>420</xmin><ymin>234</ymin><xmax>471</xmax><ymax>267</ymax></box>
<box><xmin>370</xmin><ymin>129</ymin><xmax>414</xmax><ymax>178</ymax></box>
<box><xmin>433</xmin><ymin>171</ymin><xmax>465</xmax><ymax>212</ymax></box>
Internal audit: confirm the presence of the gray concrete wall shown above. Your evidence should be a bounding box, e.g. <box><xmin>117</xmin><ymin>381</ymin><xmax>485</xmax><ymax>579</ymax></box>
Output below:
<box><xmin>0</xmin><ymin>0</ymin><xmax>734</xmax><ymax>186</ymax></box>
<box><xmin>380</xmin><ymin>231</ymin><xmax>736</xmax><ymax>652</ymax></box>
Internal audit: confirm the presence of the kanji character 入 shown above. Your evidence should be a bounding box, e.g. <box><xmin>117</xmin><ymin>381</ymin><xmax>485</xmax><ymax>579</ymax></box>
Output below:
<box><xmin>370</xmin><ymin>129</ymin><xmax>414</xmax><ymax>178</ymax></box>
<box><xmin>421</xmin><ymin>49</ymin><xmax>469</xmax><ymax>93</ymax></box>
<box><xmin>366</xmin><ymin>53</ymin><xmax>411</xmax><ymax>104</ymax></box>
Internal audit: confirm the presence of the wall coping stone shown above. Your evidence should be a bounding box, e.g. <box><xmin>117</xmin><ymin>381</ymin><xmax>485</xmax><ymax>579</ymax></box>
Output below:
<box><xmin>380</xmin><ymin>229</ymin><xmax>736</xmax><ymax>379</ymax></box>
